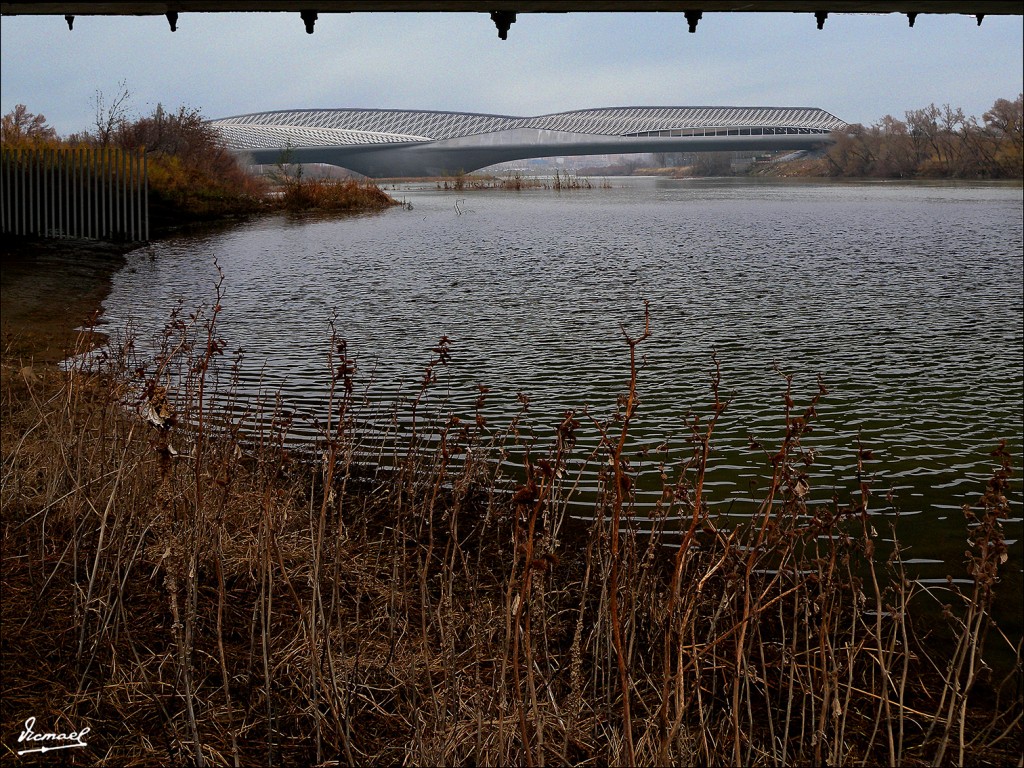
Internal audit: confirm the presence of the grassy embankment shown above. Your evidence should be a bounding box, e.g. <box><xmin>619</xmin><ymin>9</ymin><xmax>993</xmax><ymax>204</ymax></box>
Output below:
<box><xmin>1</xmin><ymin>259</ymin><xmax>1021</xmax><ymax>765</ymax></box>
<box><xmin>2</xmin><ymin>103</ymin><xmax>400</xmax><ymax>238</ymax></box>
<box><xmin>143</xmin><ymin>152</ymin><xmax>399</xmax><ymax>235</ymax></box>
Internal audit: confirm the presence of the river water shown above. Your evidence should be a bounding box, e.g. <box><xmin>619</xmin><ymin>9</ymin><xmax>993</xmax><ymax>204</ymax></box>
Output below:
<box><xmin>101</xmin><ymin>177</ymin><xmax>1023</xmax><ymax>599</ymax></box>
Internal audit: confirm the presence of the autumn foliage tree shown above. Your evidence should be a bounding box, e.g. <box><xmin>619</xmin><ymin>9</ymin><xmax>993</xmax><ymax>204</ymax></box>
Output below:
<box><xmin>0</xmin><ymin>105</ymin><xmax>58</xmax><ymax>147</ymax></box>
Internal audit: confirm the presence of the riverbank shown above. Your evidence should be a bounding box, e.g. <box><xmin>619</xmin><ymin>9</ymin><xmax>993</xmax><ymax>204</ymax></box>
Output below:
<box><xmin>1</xmin><ymin>236</ymin><xmax>138</xmax><ymax>365</ymax></box>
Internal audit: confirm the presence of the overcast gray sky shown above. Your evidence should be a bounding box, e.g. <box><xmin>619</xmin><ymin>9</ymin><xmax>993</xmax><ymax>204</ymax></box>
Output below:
<box><xmin>1</xmin><ymin>10</ymin><xmax>1021</xmax><ymax>136</ymax></box>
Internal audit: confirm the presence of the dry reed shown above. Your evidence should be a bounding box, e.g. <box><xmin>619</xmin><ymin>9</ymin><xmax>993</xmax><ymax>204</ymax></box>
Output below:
<box><xmin>1</xmin><ymin>296</ymin><xmax>1020</xmax><ymax>766</ymax></box>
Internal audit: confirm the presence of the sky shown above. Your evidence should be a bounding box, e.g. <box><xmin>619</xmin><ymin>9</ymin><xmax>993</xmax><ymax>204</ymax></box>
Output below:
<box><xmin>0</xmin><ymin>10</ymin><xmax>1021</xmax><ymax>137</ymax></box>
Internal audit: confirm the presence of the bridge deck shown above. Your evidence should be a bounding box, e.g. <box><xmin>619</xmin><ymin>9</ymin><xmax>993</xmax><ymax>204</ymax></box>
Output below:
<box><xmin>3</xmin><ymin>2</ymin><xmax>1022</xmax><ymax>13</ymax></box>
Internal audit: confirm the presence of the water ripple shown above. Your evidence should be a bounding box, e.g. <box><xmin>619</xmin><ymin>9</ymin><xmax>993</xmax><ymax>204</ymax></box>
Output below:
<box><xmin>102</xmin><ymin>178</ymin><xmax>1023</xmax><ymax>586</ymax></box>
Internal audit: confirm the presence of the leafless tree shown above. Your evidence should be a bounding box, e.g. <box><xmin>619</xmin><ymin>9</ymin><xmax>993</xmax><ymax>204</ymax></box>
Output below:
<box><xmin>93</xmin><ymin>80</ymin><xmax>132</xmax><ymax>147</ymax></box>
<box><xmin>983</xmin><ymin>94</ymin><xmax>1023</xmax><ymax>155</ymax></box>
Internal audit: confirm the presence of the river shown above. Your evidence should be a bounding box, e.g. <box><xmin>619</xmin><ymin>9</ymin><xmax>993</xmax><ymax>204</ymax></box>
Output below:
<box><xmin>100</xmin><ymin>176</ymin><xmax>1024</xmax><ymax>606</ymax></box>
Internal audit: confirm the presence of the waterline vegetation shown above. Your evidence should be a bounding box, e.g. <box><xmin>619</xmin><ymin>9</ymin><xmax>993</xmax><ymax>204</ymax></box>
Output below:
<box><xmin>433</xmin><ymin>169</ymin><xmax>609</xmax><ymax>191</ymax></box>
<box><xmin>2</xmin><ymin>288</ymin><xmax>1020</xmax><ymax>766</ymax></box>
<box><xmin>1</xmin><ymin>98</ymin><xmax>399</xmax><ymax>235</ymax></box>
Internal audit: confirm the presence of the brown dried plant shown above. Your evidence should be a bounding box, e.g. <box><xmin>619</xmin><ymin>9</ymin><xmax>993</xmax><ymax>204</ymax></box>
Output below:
<box><xmin>1</xmin><ymin>298</ymin><xmax>1020</xmax><ymax>766</ymax></box>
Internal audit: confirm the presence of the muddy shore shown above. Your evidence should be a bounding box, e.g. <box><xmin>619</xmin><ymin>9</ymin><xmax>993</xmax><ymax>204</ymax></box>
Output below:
<box><xmin>1</xmin><ymin>236</ymin><xmax>139</xmax><ymax>366</ymax></box>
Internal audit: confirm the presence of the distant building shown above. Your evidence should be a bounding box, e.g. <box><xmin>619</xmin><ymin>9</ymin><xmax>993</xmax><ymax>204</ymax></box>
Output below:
<box><xmin>210</xmin><ymin>106</ymin><xmax>846</xmax><ymax>178</ymax></box>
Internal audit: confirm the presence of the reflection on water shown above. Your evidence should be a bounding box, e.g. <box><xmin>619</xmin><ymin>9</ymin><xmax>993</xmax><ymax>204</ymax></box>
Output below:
<box><xmin>103</xmin><ymin>177</ymin><xmax>1023</xmax><ymax>595</ymax></box>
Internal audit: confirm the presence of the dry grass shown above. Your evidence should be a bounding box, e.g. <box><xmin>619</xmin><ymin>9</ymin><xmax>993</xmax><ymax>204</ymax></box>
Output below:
<box><xmin>436</xmin><ymin>170</ymin><xmax>603</xmax><ymax>191</ymax></box>
<box><xmin>1</xmin><ymin>296</ymin><xmax>1020</xmax><ymax>766</ymax></box>
<box><xmin>276</xmin><ymin>177</ymin><xmax>400</xmax><ymax>213</ymax></box>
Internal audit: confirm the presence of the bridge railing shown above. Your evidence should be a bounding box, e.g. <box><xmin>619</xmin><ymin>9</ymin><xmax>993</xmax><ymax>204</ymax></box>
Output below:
<box><xmin>1</xmin><ymin>145</ymin><xmax>149</xmax><ymax>242</ymax></box>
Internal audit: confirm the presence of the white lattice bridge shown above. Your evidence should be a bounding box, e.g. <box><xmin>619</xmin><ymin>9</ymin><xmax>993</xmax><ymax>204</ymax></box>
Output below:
<box><xmin>210</xmin><ymin>106</ymin><xmax>847</xmax><ymax>178</ymax></box>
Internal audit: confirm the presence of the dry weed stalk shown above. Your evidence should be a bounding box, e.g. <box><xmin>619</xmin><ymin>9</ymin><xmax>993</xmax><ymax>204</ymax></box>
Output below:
<box><xmin>1</xmin><ymin>298</ymin><xmax>1020</xmax><ymax>766</ymax></box>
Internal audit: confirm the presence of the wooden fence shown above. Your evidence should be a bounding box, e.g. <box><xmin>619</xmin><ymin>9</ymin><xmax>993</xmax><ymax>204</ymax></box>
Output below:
<box><xmin>1</xmin><ymin>146</ymin><xmax>148</xmax><ymax>242</ymax></box>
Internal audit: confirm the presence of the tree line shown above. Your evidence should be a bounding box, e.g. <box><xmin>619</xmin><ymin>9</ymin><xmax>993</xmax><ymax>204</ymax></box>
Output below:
<box><xmin>637</xmin><ymin>95</ymin><xmax>1022</xmax><ymax>180</ymax></box>
<box><xmin>823</xmin><ymin>94</ymin><xmax>1022</xmax><ymax>179</ymax></box>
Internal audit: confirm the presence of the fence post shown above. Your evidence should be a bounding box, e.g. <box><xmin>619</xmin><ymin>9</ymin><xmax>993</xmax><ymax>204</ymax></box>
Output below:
<box><xmin>143</xmin><ymin>151</ymin><xmax>149</xmax><ymax>242</ymax></box>
<box><xmin>1</xmin><ymin>144</ymin><xmax>148</xmax><ymax>242</ymax></box>
<box><xmin>1</xmin><ymin>150</ymin><xmax>7</xmax><ymax>235</ymax></box>
<box><xmin>73</xmin><ymin>147</ymin><xmax>80</xmax><ymax>238</ymax></box>
<box><xmin>91</xmin><ymin>146</ymin><xmax>97</xmax><ymax>239</ymax></box>
<box><xmin>102</xmin><ymin>145</ymin><xmax>110</xmax><ymax>239</ymax></box>
<box><xmin>30</xmin><ymin>149</ymin><xmax>37</xmax><ymax>235</ymax></box>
